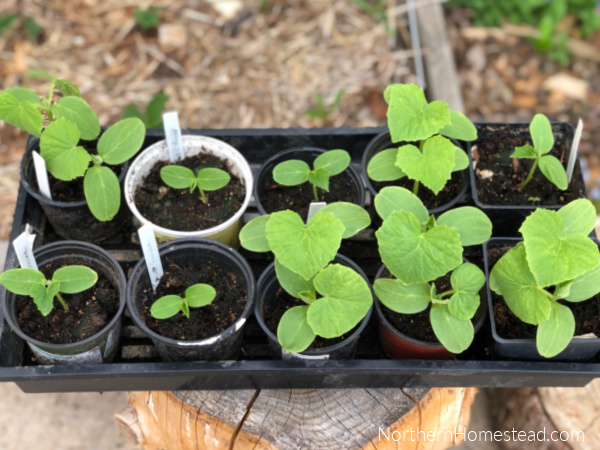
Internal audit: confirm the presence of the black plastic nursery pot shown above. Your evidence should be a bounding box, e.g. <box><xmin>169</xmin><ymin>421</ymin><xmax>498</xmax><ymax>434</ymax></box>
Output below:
<box><xmin>361</xmin><ymin>131</ymin><xmax>469</xmax><ymax>217</ymax></box>
<box><xmin>127</xmin><ymin>238</ymin><xmax>255</xmax><ymax>362</ymax></box>
<box><xmin>255</xmin><ymin>254</ymin><xmax>373</xmax><ymax>360</ymax></box>
<box><xmin>470</xmin><ymin>123</ymin><xmax>587</xmax><ymax>237</ymax></box>
<box><xmin>484</xmin><ymin>238</ymin><xmax>600</xmax><ymax>361</ymax></box>
<box><xmin>1</xmin><ymin>241</ymin><xmax>127</xmax><ymax>365</ymax></box>
<box><xmin>254</xmin><ymin>147</ymin><xmax>365</xmax><ymax>220</ymax></box>
<box><xmin>20</xmin><ymin>136</ymin><xmax>130</xmax><ymax>243</ymax></box>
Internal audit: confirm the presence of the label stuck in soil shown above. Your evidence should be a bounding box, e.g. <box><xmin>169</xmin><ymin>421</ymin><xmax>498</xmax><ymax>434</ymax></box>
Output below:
<box><xmin>566</xmin><ymin>119</ymin><xmax>583</xmax><ymax>184</ymax></box>
<box><xmin>13</xmin><ymin>225</ymin><xmax>38</xmax><ymax>270</ymax></box>
<box><xmin>138</xmin><ymin>224</ymin><xmax>163</xmax><ymax>291</ymax></box>
<box><xmin>32</xmin><ymin>151</ymin><xmax>52</xmax><ymax>200</ymax></box>
<box><xmin>163</xmin><ymin>111</ymin><xmax>185</xmax><ymax>162</ymax></box>
<box><xmin>307</xmin><ymin>201</ymin><xmax>326</xmax><ymax>222</ymax></box>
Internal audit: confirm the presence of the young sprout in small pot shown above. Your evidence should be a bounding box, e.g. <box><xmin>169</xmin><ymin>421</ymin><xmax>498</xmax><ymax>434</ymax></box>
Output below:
<box><xmin>372</xmin><ymin>186</ymin><xmax>492</xmax><ymax>357</ymax></box>
<box><xmin>240</xmin><ymin>202</ymin><xmax>373</xmax><ymax>357</ymax></box>
<box><xmin>489</xmin><ymin>199</ymin><xmax>600</xmax><ymax>359</ymax></box>
<box><xmin>160</xmin><ymin>165</ymin><xmax>230</xmax><ymax>205</ymax></box>
<box><xmin>150</xmin><ymin>283</ymin><xmax>216</xmax><ymax>319</ymax></box>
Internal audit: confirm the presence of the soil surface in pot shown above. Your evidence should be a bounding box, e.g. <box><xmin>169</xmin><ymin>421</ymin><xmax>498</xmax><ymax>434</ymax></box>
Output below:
<box><xmin>134</xmin><ymin>154</ymin><xmax>245</xmax><ymax>232</ymax></box>
<box><xmin>473</xmin><ymin>129</ymin><xmax>585</xmax><ymax>206</ymax></box>
<box><xmin>263</xmin><ymin>288</ymin><xmax>358</xmax><ymax>350</ymax></box>
<box><xmin>260</xmin><ymin>171</ymin><xmax>358</xmax><ymax>219</ymax></box>
<box><xmin>16</xmin><ymin>258</ymin><xmax>120</xmax><ymax>344</ymax></box>
<box><xmin>141</xmin><ymin>260</ymin><xmax>247</xmax><ymax>340</ymax></box>
<box><xmin>488</xmin><ymin>246</ymin><xmax>600</xmax><ymax>339</ymax></box>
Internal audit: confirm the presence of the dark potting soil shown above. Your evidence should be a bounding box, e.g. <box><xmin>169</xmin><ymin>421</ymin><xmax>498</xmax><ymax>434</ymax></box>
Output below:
<box><xmin>16</xmin><ymin>258</ymin><xmax>119</xmax><ymax>345</ymax></box>
<box><xmin>141</xmin><ymin>260</ymin><xmax>247</xmax><ymax>340</ymax></box>
<box><xmin>263</xmin><ymin>288</ymin><xmax>357</xmax><ymax>350</ymax></box>
<box><xmin>473</xmin><ymin>128</ymin><xmax>585</xmax><ymax>206</ymax></box>
<box><xmin>260</xmin><ymin>171</ymin><xmax>359</xmax><ymax>219</ymax></box>
<box><xmin>134</xmin><ymin>154</ymin><xmax>245</xmax><ymax>232</ymax></box>
<box><xmin>488</xmin><ymin>246</ymin><xmax>600</xmax><ymax>340</ymax></box>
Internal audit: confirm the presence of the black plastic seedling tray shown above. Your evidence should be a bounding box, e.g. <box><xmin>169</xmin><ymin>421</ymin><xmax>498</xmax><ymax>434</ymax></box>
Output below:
<box><xmin>2</xmin><ymin>126</ymin><xmax>600</xmax><ymax>393</ymax></box>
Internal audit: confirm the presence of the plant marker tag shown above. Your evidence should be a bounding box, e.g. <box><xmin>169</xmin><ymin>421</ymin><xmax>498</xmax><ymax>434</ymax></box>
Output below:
<box><xmin>163</xmin><ymin>111</ymin><xmax>185</xmax><ymax>163</ymax></box>
<box><xmin>137</xmin><ymin>224</ymin><xmax>163</xmax><ymax>291</ymax></box>
<box><xmin>13</xmin><ymin>224</ymin><xmax>38</xmax><ymax>270</ymax></box>
<box><xmin>307</xmin><ymin>202</ymin><xmax>326</xmax><ymax>223</ymax></box>
<box><xmin>566</xmin><ymin>119</ymin><xmax>583</xmax><ymax>184</ymax></box>
<box><xmin>32</xmin><ymin>151</ymin><xmax>52</xmax><ymax>200</ymax></box>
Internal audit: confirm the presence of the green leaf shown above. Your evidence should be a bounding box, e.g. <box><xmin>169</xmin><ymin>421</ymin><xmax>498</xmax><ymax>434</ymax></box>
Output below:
<box><xmin>489</xmin><ymin>245</ymin><xmax>552</xmax><ymax>325</ymax></box>
<box><xmin>430</xmin><ymin>303</ymin><xmax>474</xmax><ymax>354</ymax></box>
<box><xmin>54</xmin><ymin>80</ymin><xmax>82</xmax><ymax>98</ymax></box>
<box><xmin>539</xmin><ymin>155</ymin><xmax>568</xmax><ymax>190</ymax></box>
<box><xmin>239</xmin><ymin>214</ymin><xmax>271</xmax><ymax>252</ymax></box>
<box><xmin>374</xmin><ymin>186</ymin><xmax>428</xmax><ymax>222</ymax></box>
<box><xmin>84</xmin><ymin>165</ymin><xmax>121</xmax><ymax>221</ymax></box>
<box><xmin>307</xmin><ymin>264</ymin><xmax>372</xmax><ymax>338</ymax></box>
<box><xmin>395</xmin><ymin>136</ymin><xmax>456</xmax><ymax>195</ymax></box>
<box><xmin>0</xmin><ymin>14</ymin><xmax>17</xmax><ymax>34</ymax></box>
<box><xmin>447</xmin><ymin>263</ymin><xmax>485</xmax><ymax>320</ymax></box>
<box><xmin>275</xmin><ymin>259</ymin><xmax>315</xmax><ymax>300</ymax></box>
<box><xmin>52</xmin><ymin>97</ymin><xmax>100</xmax><ymax>140</ymax></box>
<box><xmin>133</xmin><ymin>7</ymin><xmax>162</xmax><ymax>30</ymax></box>
<box><xmin>438</xmin><ymin>110</ymin><xmax>478</xmax><ymax>141</ymax></box>
<box><xmin>52</xmin><ymin>265</ymin><xmax>97</xmax><ymax>293</ymax></box>
<box><xmin>307</xmin><ymin>167</ymin><xmax>329</xmax><ymax>191</ymax></box>
<box><xmin>150</xmin><ymin>295</ymin><xmax>183</xmax><ymax>319</ymax></box>
<box><xmin>520</xmin><ymin>208</ymin><xmax>600</xmax><ymax>287</ymax></box>
<box><xmin>197</xmin><ymin>168</ymin><xmax>231</xmax><ymax>191</ymax></box>
<box><xmin>272</xmin><ymin>160</ymin><xmax>310</xmax><ymax>186</ymax></box>
<box><xmin>313</xmin><ymin>149</ymin><xmax>350</xmax><ymax>176</ymax></box>
<box><xmin>40</xmin><ymin>118</ymin><xmax>90</xmax><ymax>180</ymax></box>
<box><xmin>384</xmin><ymin>84</ymin><xmax>451</xmax><ymax>142</ymax></box>
<box><xmin>453</xmin><ymin>147</ymin><xmax>469</xmax><ymax>171</ymax></box>
<box><xmin>376</xmin><ymin>210</ymin><xmax>463</xmax><ymax>284</ymax></box>
<box><xmin>0</xmin><ymin>269</ymin><xmax>45</xmax><ymax>295</ymax></box>
<box><xmin>530</xmin><ymin>113</ymin><xmax>554</xmax><ymax>154</ymax></box>
<box><xmin>437</xmin><ymin>206</ymin><xmax>492</xmax><ymax>246</ymax></box>
<box><xmin>0</xmin><ymin>93</ymin><xmax>43</xmax><ymax>136</ymax></box>
<box><xmin>97</xmin><ymin>118</ymin><xmax>145</xmax><ymax>164</ymax></box>
<box><xmin>30</xmin><ymin>283</ymin><xmax>60</xmax><ymax>316</ymax></box>
<box><xmin>23</xmin><ymin>16</ymin><xmax>43</xmax><ymax>41</ymax></box>
<box><xmin>160</xmin><ymin>165</ymin><xmax>196</xmax><ymax>189</ymax></box>
<box><xmin>145</xmin><ymin>92</ymin><xmax>169</xmax><ymax>128</ymax></box>
<box><xmin>181</xmin><ymin>301</ymin><xmax>190</xmax><ymax>318</ymax></box>
<box><xmin>185</xmin><ymin>284</ymin><xmax>216</xmax><ymax>307</ymax></box>
<box><xmin>511</xmin><ymin>144</ymin><xmax>538</xmax><ymax>159</ymax></box>
<box><xmin>558</xmin><ymin>199</ymin><xmax>597</xmax><ymax>236</ymax></box>
<box><xmin>266</xmin><ymin>210</ymin><xmax>344</xmax><ymax>280</ymax></box>
<box><xmin>366</xmin><ymin>148</ymin><xmax>406</xmax><ymax>182</ymax></box>
<box><xmin>277</xmin><ymin>305</ymin><xmax>316</xmax><ymax>353</ymax></box>
<box><xmin>373</xmin><ymin>278</ymin><xmax>431</xmax><ymax>314</ymax></box>
<box><xmin>537</xmin><ymin>302</ymin><xmax>575</xmax><ymax>358</ymax></box>
<box><xmin>3</xmin><ymin>87</ymin><xmax>42</xmax><ymax>104</ymax></box>
<box><xmin>565</xmin><ymin>264</ymin><xmax>600</xmax><ymax>302</ymax></box>
<box><xmin>316</xmin><ymin>202</ymin><xmax>370</xmax><ymax>238</ymax></box>
<box><xmin>122</xmin><ymin>105</ymin><xmax>143</xmax><ymax>121</ymax></box>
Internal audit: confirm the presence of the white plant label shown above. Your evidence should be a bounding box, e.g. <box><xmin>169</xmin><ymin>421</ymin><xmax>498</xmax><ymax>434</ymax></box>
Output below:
<box><xmin>566</xmin><ymin>118</ymin><xmax>583</xmax><ymax>184</ymax></box>
<box><xmin>307</xmin><ymin>202</ymin><xmax>326</xmax><ymax>223</ymax></box>
<box><xmin>163</xmin><ymin>111</ymin><xmax>185</xmax><ymax>163</ymax></box>
<box><xmin>13</xmin><ymin>225</ymin><xmax>38</xmax><ymax>270</ymax></box>
<box><xmin>32</xmin><ymin>151</ymin><xmax>52</xmax><ymax>200</ymax></box>
<box><xmin>138</xmin><ymin>224</ymin><xmax>163</xmax><ymax>291</ymax></box>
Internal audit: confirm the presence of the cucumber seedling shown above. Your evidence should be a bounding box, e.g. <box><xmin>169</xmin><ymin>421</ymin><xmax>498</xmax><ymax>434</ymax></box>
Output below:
<box><xmin>150</xmin><ymin>283</ymin><xmax>216</xmax><ymax>319</ymax></box>
<box><xmin>160</xmin><ymin>165</ymin><xmax>231</xmax><ymax>204</ymax></box>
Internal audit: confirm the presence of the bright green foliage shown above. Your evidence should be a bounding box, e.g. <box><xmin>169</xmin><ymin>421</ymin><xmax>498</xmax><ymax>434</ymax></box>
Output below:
<box><xmin>150</xmin><ymin>283</ymin><xmax>216</xmax><ymax>319</ymax></box>
<box><xmin>133</xmin><ymin>7</ymin><xmax>162</xmax><ymax>30</ymax></box>
<box><xmin>272</xmin><ymin>149</ymin><xmax>351</xmax><ymax>201</ymax></box>
<box><xmin>490</xmin><ymin>199</ymin><xmax>600</xmax><ymax>358</ymax></box>
<box><xmin>512</xmin><ymin>114</ymin><xmax>568</xmax><ymax>191</ymax></box>
<box><xmin>160</xmin><ymin>164</ymin><xmax>230</xmax><ymax>204</ymax></box>
<box><xmin>367</xmin><ymin>83</ymin><xmax>475</xmax><ymax>196</ymax></box>
<box><xmin>0</xmin><ymin>266</ymin><xmax>97</xmax><ymax>316</ymax></box>
<box><xmin>123</xmin><ymin>91</ymin><xmax>169</xmax><ymax>128</ymax></box>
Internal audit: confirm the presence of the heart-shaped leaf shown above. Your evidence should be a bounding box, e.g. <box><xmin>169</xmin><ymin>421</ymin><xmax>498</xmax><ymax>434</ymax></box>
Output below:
<box><xmin>275</xmin><ymin>258</ymin><xmax>316</xmax><ymax>301</ymax></box>
<box><xmin>430</xmin><ymin>303</ymin><xmax>474</xmax><ymax>354</ymax></box>
<box><xmin>277</xmin><ymin>305</ymin><xmax>316</xmax><ymax>353</ymax></box>
<box><xmin>52</xmin><ymin>265</ymin><xmax>97</xmax><ymax>293</ymax></box>
<box><xmin>0</xmin><ymin>268</ymin><xmax>45</xmax><ymax>295</ymax></box>
<box><xmin>307</xmin><ymin>167</ymin><xmax>329</xmax><ymax>191</ymax></box>
<box><xmin>55</xmin><ymin>79</ymin><xmax>82</xmax><ymax>98</ymax></box>
<box><xmin>186</xmin><ymin>284</ymin><xmax>216</xmax><ymax>307</ymax></box>
<box><xmin>97</xmin><ymin>118</ymin><xmax>145</xmax><ymax>164</ymax></box>
<box><xmin>84</xmin><ymin>165</ymin><xmax>121</xmax><ymax>221</ymax></box>
<box><xmin>374</xmin><ymin>186</ymin><xmax>428</xmax><ymax>222</ymax></box>
<box><xmin>366</xmin><ymin>148</ymin><xmax>406</xmax><ymax>182</ymax></box>
<box><xmin>272</xmin><ymin>160</ymin><xmax>310</xmax><ymax>185</ymax></box>
<box><xmin>438</xmin><ymin>110</ymin><xmax>477</xmax><ymax>141</ymax></box>
<box><xmin>3</xmin><ymin>87</ymin><xmax>42</xmax><ymax>104</ymax></box>
<box><xmin>536</xmin><ymin>302</ymin><xmax>574</xmax><ymax>358</ymax></box>
<box><xmin>30</xmin><ymin>283</ymin><xmax>60</xmax><ymax>316</ymax></box>
<box><xmin>40</xmin><ymin>118</ymin><xmax>91</xmax><ymax>181</ymax></box>
<box><xmin>565</xmin><ymin>263</ymin><xmax>600</xmax><ymax>302</ymax></box>
<box><xmin>52</xmin><ymin>96</ymin><xmax>100</xmax><ymax>140</ymax></box>
<box><xmin>151</xmin><ymin>295</ymin><xmax>184</xmax><ymax>319</ymax></box>
<box><xmin>511</xmin><ymin>144</ymin><xmax>537</xmax><ymax>159</ymax></box>
<box><xmin>437</xmin><ymin>206</ymin><xmax>492</xmax><ymax>246</ymax></box>
<box><xmin>239</xmin><ymin>214</ymin><xmax>271</xmax><ymax>252</ymax></box>
<box><xmin>317</xmin><ymin>202</ymin><xmax>371</xmax><ymax>238</ymax></box>
<box><xmin>373</xmin><ymin>278</ymin><xmax>431</xmax><ymax>313</ymax></box>
<box><xmin>314</xmin><ymin>149</ymin><xmax>350</xmax><ymax>176</ymax></box>
<box><xmin>0</xmin><ymin>92</ymin><xmax>43</xmax><ymax>136</ymax></box>
<box><xmin>558</xmin><ymin>199</ymin><xmax>597</xmax><ymax>236</ymax></box>
<box><xmin>447</xmin><ymin>263</ymin><xmax>485</xmax><ymax>320</ymax></box>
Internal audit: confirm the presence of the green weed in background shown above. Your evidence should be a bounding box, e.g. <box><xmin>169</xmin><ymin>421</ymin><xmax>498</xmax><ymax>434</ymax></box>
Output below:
<box><xmin>305</xmin><ymin>90</ymin><xmax>344</xmax><ymax>121</ymax></box>
<box><xmin>123</xmin><ymin>91</ymin><xmax>169</xmax><ymax>128</ymax></box>
<box><xmin>133</xmin><ymin>7</ymin><xmax>163</xmax><ymax>30</ymax></box>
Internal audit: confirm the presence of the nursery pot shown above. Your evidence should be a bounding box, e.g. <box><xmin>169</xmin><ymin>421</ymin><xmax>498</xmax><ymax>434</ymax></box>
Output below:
<box><xmin>255</xmin><ymin>254</ymin><xmax>373</xmax><ymax>360</ymax></box>
<box><xmin>374</xmin><ymin>264</ymin><xmax>488</xmax><ymax>360</ymax></box>
<box><xmin>124</xmin><ymin>135</ymin><xmax>253</xmax><ymax>247</ymax></box>
<box><xmin>1</xmin><ymin>241</ymin><xmax>127</xmax><ymax>365</ymax></box>
<box><xmin>20</xmin><ymin>137</ymin><xmax>130</xmax><ymax>243</ymax></box>
<box><xmin>484</xmin><ymin>238</ymin><xmax>600</xmax><ymax>361</ymax></box>
<box><xmin>361</xmin><ymin>131</ymin><xmax>469</xmax><ymax>217</ymax></box>
<box><xmin>254</xmin><ymin>147</ymin><xmax>365</xmax><ymax>220</ymax></box>
<box><xmin>469</xmin><ymin>122</ymin><xmax>588</xmax><ymax>237</ymax></box>
<box><xmin>127</xmin><ymin>238</ymin><xmax>256</xmax><ymax>362</ymax></box>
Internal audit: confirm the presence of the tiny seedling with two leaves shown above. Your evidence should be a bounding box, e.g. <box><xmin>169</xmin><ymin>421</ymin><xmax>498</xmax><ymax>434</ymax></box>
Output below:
<box><xmin>240</xmin><ymin>202</ymin><xmax>373</xmax><ymax>353</ymax></box>
<box><xmin>160</xmin><ymin>165</ymin><xmax>231</xmax><ymax>204</ymax></box>
<box><xmin>0</xmin><ymin>266</ymin><xmax>97</xmax><ymax>316</ymax></box>
<box><xmin>373</xmin><ymin>186</ymin><xmax>492</xmax><ymax>353</ymax></box>
<box><xmin>490</xmin><ymin>199</ymin><xmax>600</xmax><ymax>358</ymax></box>
<box><xmin>150</xmin><ymin>284</ymin><xmax>216</xmax><ymax>319</ymax></box>
<box><xmin>272</xmin><ymin>149</ymin><xmax>351</xmax><ymax>202</ymax></box>
<box><xmin>367</xmin><ymin>83</ymin><xmax>476</xmax><ymax>196</ymax></box>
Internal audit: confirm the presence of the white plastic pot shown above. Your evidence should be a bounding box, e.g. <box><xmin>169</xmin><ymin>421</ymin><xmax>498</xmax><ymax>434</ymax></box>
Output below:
<box><xmin>125</xmin><ymin>135</ymin><xmax>253</xmax><ymax>247</ymax></box>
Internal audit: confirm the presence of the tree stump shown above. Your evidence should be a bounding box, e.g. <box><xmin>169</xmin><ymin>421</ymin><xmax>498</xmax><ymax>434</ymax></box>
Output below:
<box><xmin>115</xmin><ymin>387</ymin><xmax>477</xmax><ymax>449</ymax></box>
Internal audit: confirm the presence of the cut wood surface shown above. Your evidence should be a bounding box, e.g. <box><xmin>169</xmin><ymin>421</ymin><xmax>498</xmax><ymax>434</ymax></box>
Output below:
<box><xmin>116</xmin><ymin>387</ymin><xmax>477</xmax><ymax>449</ymax></box>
